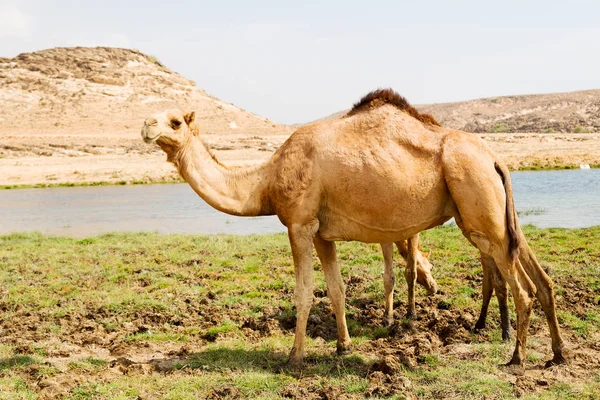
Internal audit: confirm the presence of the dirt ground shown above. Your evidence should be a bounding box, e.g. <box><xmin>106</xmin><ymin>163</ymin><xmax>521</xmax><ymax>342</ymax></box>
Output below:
<box><xmin>1</xmin><ymin>260</ymin><xmax>599</xmax><ymax>399</ymax></box>
<box><xmin>1</xmin><ymin>228</ymin><xmax>599</xmax><ymax>399</ymax></box>
<box><xmin>1</xmin><ymin>132</ymin><xmax>599</xmax><ymax>187</ymax></box>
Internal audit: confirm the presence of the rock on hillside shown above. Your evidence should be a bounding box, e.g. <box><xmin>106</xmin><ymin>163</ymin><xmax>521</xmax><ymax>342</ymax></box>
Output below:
<box><xmin>309</xmin><ymin>89</ymin><xmax>600</xmax><ymax>133</ymax></box>
<box><xmin>419</xmin><ymin>90</ymin><xmax>600</xmax><ymax>133</ymax></box>
<box><xmin>0</xmin><ymin>47</ymin><xmax>292</xmax><ymax>136</ymax></box>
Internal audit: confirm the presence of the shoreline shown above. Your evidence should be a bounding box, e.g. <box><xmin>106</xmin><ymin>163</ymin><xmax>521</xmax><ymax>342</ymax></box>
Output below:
<box><xmin>1</xmin><ymin>164</ymin><xmax>597</xmax><ymax>191</ymax></box>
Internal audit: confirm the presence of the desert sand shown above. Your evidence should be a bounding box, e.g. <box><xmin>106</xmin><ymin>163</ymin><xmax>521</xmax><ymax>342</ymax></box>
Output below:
<box><xmin>1</xmin><ymin>131</ymin><xmax>599</xmax><ymax>187</ymax></box>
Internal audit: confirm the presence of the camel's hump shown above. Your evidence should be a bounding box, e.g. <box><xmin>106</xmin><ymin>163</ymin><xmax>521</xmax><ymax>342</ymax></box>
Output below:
<box><xmin>346</xmin><ymin>88</ymin><xmax>441</xmax><ymax>127</ymax></box>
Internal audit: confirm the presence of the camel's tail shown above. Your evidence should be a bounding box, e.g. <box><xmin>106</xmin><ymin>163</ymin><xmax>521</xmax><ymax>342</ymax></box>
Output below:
<box><xmin>494</xmin><ymin>162</ymin><xmax>520</xmax><ymax>263</ymax></box>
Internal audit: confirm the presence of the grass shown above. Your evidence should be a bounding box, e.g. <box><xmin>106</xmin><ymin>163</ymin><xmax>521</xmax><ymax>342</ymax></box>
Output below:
<box><xmin>0</xmin><ymin>226</ymin><xmax>599</xmax><ymax>398</ymax></box>
<box><xmin>0</xmin><ymin>177</ymin><xmax>185</xmax><ymax>190</ymax></box>
<box><xmin>517</xmin><ymin>207</ymin><xmax>547</xmax><ymax>217</ymax></box>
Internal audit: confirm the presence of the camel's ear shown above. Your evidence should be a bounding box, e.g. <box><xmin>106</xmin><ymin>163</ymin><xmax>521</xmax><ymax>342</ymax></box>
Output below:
<box><xmin>184</xmin><ymin>111</ymin><xmax>196</xmax><ymax>126</ymax></box>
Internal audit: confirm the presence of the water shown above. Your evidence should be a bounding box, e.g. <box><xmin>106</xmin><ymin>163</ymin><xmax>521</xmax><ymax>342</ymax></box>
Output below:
<box><xmin>511</xmin><ymin>169</ymin><xmax>600</xmax><ymax>228</ymax></box>
<box><xmin>0</xmin><ymin>169</ymin><xmax>598</xmax><ymax>237</ymax></box>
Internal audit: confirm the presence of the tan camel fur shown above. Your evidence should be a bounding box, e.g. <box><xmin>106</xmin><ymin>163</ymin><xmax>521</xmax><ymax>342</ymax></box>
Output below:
<box><xmin>141</xmin><ymin>88</ymin><xmax>566</xmax><ymax>370</ymax></box>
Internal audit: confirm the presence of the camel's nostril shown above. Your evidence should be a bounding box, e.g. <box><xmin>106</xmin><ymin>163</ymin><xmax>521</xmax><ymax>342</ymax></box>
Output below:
<box><xmin>146</xmin><ymin>118</ymin><xmax>158</xmax><ymax>127</ymax></box>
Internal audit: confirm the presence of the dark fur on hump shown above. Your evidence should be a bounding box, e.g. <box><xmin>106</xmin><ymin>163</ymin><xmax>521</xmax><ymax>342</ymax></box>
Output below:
<box><xmin>346</xmin><ymin>88</ymin><xmax>441</xmax><ymax>126</ymax></box>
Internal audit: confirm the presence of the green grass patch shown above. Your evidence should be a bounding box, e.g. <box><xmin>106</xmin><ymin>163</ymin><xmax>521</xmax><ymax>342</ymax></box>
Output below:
<box><xmin>0</xmin><ymin>227</ymin><xmax>599</xmax><ymax>398</ymax></box>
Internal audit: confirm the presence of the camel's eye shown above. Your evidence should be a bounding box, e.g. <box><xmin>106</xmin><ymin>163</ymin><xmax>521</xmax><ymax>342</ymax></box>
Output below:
<box><xmin>171</xmin><ymin>119</ymin><xmax>182</xmax><ymax>129</ymax></box>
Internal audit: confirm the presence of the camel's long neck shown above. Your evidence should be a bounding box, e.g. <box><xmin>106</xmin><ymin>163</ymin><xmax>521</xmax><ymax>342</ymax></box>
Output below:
<box><xmin>172</xmin><ymin>139</ymin><xmax>272</xmax><ymax>216</ymax></box>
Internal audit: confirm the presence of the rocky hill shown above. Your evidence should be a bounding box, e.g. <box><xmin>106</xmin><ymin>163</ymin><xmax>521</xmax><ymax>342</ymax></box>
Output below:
<box><xmin>312</xmin><ymin>89</ymin><xmax>600</xmax><ymax>133</ymax></box>
<box><xmin>0</xmin><ymin>47</ymin><xmax>292</xmax><ymax>136</ymax></box>
<box><xmin>420</xmin><ymin>90</ymin><xmax>600</xmax><ymax>133</ymax></box>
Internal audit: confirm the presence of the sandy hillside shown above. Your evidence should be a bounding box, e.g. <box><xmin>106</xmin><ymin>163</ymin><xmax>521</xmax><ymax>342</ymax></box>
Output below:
<box><xmin>419</xmin><ymin>90</ymin><xmax>600</xmax><ymax>133</ymax></box>
<box><xmin>0</xmin><ymin>47</ymin><xmax>292</xmax><ymax>136</ymax></box>
<box><xmin>0</xmin><ymin>47</ymin><xmax>293</xmax><ymax>186</ymax></box>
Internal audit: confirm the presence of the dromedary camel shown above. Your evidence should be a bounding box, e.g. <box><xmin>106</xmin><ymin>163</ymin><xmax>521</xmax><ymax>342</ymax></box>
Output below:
<box><xmin>141</xmin><ymin>88</ymin><xmax>566</xmax><ymax>370</ymax></box>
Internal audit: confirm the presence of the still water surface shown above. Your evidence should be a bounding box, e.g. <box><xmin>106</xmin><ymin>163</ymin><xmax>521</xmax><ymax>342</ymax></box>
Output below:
<box><xmin>0</xmin><ymin>169</ymin><xmax>598</xmax><ymax>237</ymax></box>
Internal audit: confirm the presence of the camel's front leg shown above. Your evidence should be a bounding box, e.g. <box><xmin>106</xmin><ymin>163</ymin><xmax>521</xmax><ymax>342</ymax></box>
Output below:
<box><xmin>315</xmin><ymin>234</ymin><xmax>352</xmax><ymax>355</ymax></box>
<box><xmin>381</xmin><ymin>243</ymin><xmax>395</xmax><ymax>327</ymax></box>
<box><xmin>405</xmin><ymin>234</ymin><xmax>419</xmax><ymax>319</ymax></box>
<box><xmin>396</xmin><ymin>240</ymin><xmax>438</xmax><ymax>295</ymax></box>
<box><xmin>287</xmin><ymin>224</ymin><xmax>316</xmax><ymax>367</ymax></box>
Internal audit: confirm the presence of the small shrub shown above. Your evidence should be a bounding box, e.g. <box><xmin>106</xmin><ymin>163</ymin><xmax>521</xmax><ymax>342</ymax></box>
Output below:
<box><xmin>147</xmin><ymin>55</ymin><xmax>165</xmax><ymax>68</ymax></box>
<box><xmin>490</xmin><ymin>123</ymin><xmax>509</xmax><ymax>133</ymax></box>
<box><xmin>574</xmin><ymin>125</ymin><xmax>588</xmax><ymax>133</ymax></box>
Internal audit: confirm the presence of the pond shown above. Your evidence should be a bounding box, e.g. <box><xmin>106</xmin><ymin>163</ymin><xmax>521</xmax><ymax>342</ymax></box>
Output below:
<box><xmin>0</xmin><ymin>169</ymin><xmax>598</xmax><ymax>237</ymax></box>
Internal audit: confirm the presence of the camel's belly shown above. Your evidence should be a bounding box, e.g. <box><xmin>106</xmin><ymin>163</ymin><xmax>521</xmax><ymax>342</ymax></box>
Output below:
<box><xmin>317</xmin><ymin>169</ymin><xmax>452</xmax><ymax>243</ymax></box>
<box><xmin>318</xmin><ymin>209</ymin><xmax>449</xmax><ymax>243</ymax></box>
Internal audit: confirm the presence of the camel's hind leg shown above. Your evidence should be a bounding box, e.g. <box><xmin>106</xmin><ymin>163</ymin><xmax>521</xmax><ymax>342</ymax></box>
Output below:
<box><xmin>518</xmin><ymin>238</ymin><xmax>567</xmax><ymax>365</ymax></box>
<box><xmin>473</xmin><ymin>237</ymin><xmax>566</xmax><ymax>364</ymax></box>
<box><xmin>444</xmin><ymin>152</ymin><xmax>535</xmax><ymax>367</ymax></box>
<box><xmin>314</xmin><ymin>234</ymin><xmax>352</xmax><ymax>355</ymax></box>
<box><xmin>462</xmin><ymin>224</ymin><xmax>535</xmax><ymax>368</ymax></box>
<box><xmin>474</xmin><ymin>253</ymin><xmax>512</xmax><ymax>340</ymax></box>
<box><xmin>381</xmin><ymin>243</ymin><xmax>395</xmax><ymax>327</ymax></box>
<box><xmin>493</xmin><ymin>262</ymin><xmax>512</xmax><ymax>341</ymax></box>
<box><xmin>474</xmin><ymin>253</ymin><xmax>495</xmax><ymax>332</ymax></box>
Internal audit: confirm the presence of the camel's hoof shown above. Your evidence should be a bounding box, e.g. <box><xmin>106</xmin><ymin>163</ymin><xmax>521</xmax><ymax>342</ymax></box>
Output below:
<box><xmin>383</xmin><ymin>317</ymin><xmax>394</xmax><ymax>328</ymax></box>
<box><xmin>405</xmin><ymin>311</ymin><xmax>415</xmax><ymax>320</ymax></box>
<box><xmin>336</xmin><ymin>345</ymin><xmax>352</xmax><ymax>356</ymax></box>
<box><xmin>287</xmin><ymin>347</ymin><xmax>304</xmax><ymax>369</ymax></box>
<box><xmin>545</xmin><ymin>354</ymin><xmax>567</xmax><ymax>368</ymax></box>
<box><xmin>287</xmin><ymin>357</ymin><xmax>304</xmax><ymax>370</ymax></box>
<box><xmin>473</xmin><ymin>320</ymin><xmax>486</xmax><ymax>333</ymax></box>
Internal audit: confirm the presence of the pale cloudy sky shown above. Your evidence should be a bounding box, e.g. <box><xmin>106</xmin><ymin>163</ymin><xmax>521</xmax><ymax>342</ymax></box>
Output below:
<box><xmin>1</xmin><ymin>0</ymin><xmax>599</xmax><ymax>124</ymax></box>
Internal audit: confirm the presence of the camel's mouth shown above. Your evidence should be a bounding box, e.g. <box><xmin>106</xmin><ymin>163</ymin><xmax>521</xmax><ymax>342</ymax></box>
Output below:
<box><xmin>143</xmin><ymin>133</ymin><xmax>161</xmax><ymax>144</ymax></box>
<box><xmin>141</xmin><ymin>124</ymin><xmax>162</xmax><ymax>143</ymax></box>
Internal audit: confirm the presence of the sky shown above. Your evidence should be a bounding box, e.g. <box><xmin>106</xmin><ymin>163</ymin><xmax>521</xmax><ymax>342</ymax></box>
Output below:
<box><xmin>1</xmin><ymin>0</ymin><xmax>599</xmax><ymax>124</ymax></box>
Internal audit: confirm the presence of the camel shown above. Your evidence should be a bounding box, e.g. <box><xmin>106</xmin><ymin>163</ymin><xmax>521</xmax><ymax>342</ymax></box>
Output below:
<box><xmin>141</xmin><ymin>88</ymin><xmax>566</xmax><ymax>370</ymax></box>
<box><xmin>381</xmin><ymin>241</ymin><xmax>437</xmax><ymax>327</ymax></box>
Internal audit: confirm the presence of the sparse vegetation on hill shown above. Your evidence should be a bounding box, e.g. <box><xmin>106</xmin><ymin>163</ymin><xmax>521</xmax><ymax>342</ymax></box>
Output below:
<box><xmin>419</xmin><ymin>90</ymin><xmax>600</xmax><ymax>133</ymax></box>
<box><xmin>0</xmin><ymin>47</ymin><xmax>292</xmax><ymax>136</ymax></box>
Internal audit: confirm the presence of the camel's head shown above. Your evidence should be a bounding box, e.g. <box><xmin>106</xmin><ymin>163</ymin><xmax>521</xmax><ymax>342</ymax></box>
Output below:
<box><xmin>141</xmin><ymin>109</ymin><xmax>198</xmax><ymax>154</ymax></box>
<box><xmin>416</xmin><ymin>250</ymin><xmax>438</xmax><ymax>296</ymax></box>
